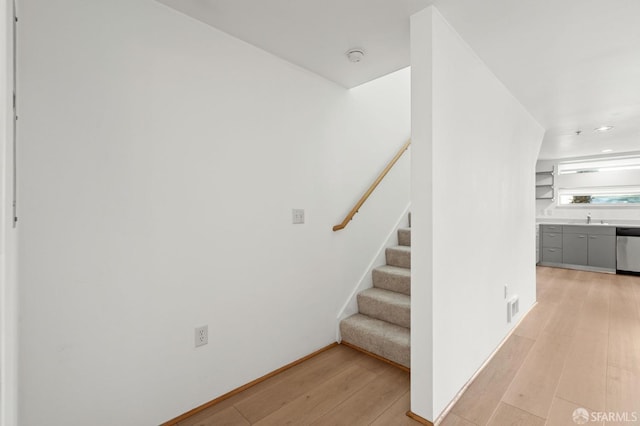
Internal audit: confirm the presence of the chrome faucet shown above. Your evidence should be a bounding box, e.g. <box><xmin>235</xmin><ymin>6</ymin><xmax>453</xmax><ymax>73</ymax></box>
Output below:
<box><xmin>587</xmin><ymin>213</ymin><xmax>592</xmax><ymax>224</ymax></box>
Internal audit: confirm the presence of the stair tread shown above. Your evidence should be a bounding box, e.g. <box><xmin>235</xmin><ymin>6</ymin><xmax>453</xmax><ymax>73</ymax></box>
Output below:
<box><xmin>387</xmin><ymin>245</ymin><xmax>411</xmax><ymax>253</ymax></box>
<box><xmin>359</xmin><ymin>287</ymin><xmax>410</xmax><ymax>307</ymax></box>
<box><xmin>340</xmin><ymin>314</ymin><xmax>410</xmax><ymax>368</ymax></box>
<box><xmin>341</xmin><ymin>314</ymin><xmax>410</xmax><ymax>340</ymax></box>
<box><xmin>358</xmin><ymin>288</ymin><xmax>410</xmax><ymax>328</ymax></box>
<box><xmin>372</xmin><ymin>265</ymin><xmax>410</xmax><ymax>296</ymax></box>
<box><xmin>397</xmin><ymin>228</ymin><xmax>411</xmax><ymax>247</ymax></box>
<box><xmin>373</xmin><ymin>264</ymin><xmax>410</xmax><ymax>277</ymax></box>
<box><xmin>385</xmin><ymin>245</ymin><xmax>411</xmax><ymax>269</ymax></box>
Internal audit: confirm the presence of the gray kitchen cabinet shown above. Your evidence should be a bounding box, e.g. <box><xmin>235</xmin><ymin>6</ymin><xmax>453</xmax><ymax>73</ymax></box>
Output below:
<box><xmin>540</xmin><ymin>225</ymin><xmax>563</xmax><ymax>264</ymax></box>
<box><xmin>539</xmin><ymin>224</ymin><xmax>617</xmax><ymax>272</ymax></box>
<box><xmin>541</xmin><ymin>247</ymin><xmax>563</xmax><ymax>263</ymax></box>
<box><xmin>542</xmin><ymin>232</ymin><xmax>563</xmax><ymax>248</ymax></box>
<box><xmin>587</xmin><ymin>234</ymin><xmax>616</xmax><ymax>269</ymax></box>
<box><xmin>562</xmin><ymin>233</ymin><xmax>588</xmax><ymax>265</ymax></box>
<box><xmin>541</xmin><ymin>225</ymin><xmax>562</xmax><ymax>233</ymax></box>
<box><xmin>563</xmin><ymin>225</ymin><xmax>597</xmax><ymax>235</ymax></box>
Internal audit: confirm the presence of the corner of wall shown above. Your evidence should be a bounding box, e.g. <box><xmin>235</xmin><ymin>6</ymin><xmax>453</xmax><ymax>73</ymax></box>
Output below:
<box><xmin>409</xmin><ymin>5</ymin><xmax>436</xmax><ymax>422</ymax></box>
<box><xmin>1</xmin><ymin>0</ymin><xmax>19</xmax><ymax>424</ymax></box>
<box><xmin>410</xmin><ymin>3</ymin><xmax>543</xmax><ymax>420</ymax></box>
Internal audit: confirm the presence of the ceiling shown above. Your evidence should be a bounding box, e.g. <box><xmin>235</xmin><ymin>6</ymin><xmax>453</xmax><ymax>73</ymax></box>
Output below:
<box><xmin>157</xmin><ymin>0</ymin><xmax>640</xmax><ymax>160</ymax></box>
<box><xmin>156</xmin><ymin>0</ymin><xmax>430</xmax><ymax>88</ymax></box>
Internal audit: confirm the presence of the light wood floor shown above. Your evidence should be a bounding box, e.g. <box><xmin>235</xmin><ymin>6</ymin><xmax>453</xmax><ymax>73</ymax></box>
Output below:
<box><xmin>177</xmin><ymin>267</ymin><xmax>640</xmax><ymax>426</ymax></box>
<box><xmin>442</xmin><ymin>266</ymin><xmax>640</xmax><ymax>426</ymax></box>
<box><xmin>178</xmin><ymin>344</ymin><xmax>419</xmax><ymax>426</ymax></box>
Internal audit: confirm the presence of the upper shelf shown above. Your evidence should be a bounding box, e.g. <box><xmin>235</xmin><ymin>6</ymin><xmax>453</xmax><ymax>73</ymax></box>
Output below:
<box><xmin>536</xmin><ymin>167</ymin><xmax>555</xmax><ymax>200</ymax></box>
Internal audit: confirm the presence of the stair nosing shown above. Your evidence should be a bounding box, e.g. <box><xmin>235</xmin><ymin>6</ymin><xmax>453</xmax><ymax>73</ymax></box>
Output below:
<box><xmin>373</xmin><ymin>264</ymin><xmax>411</xmax><ymax>275</ymax></box>
<box><xmin>341</xmin><ymin>313</ymin><xmax>410</xmax><ymax>335</ymax></box>
<box><xmin>358</xmin><ymin>287</ymin><xmax>410</xmax><ymax>305</ymax></box>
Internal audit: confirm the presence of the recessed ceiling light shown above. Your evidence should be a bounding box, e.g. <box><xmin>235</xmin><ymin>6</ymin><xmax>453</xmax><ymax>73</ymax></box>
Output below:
<box><xmin>602</xmin><ymin>149</ymin><xmax>613</xmax><ymax>153</ymax></box>
<box><xmin>346</xmin><ymin>48</ymin><xmax>365</xmax><ymax>63</ymax></box>
<box><xmin>594</xmin><ymin>126</ymin><xmax>614</xmax><ymax>132</ymax></box>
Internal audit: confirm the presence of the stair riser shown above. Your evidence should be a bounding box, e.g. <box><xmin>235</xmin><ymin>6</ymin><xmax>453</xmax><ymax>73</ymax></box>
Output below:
<box><xmin>340</xmin><ymin>320</ymin><xmax>410</xmax><ymax>368</ymax></box>
<box><xmin>358</xmin><ymin>293</ymin><xmax>410</xmax><ymax>328</ymax></box>
<box><xmin>337</xmin><ymin>212</ymin><xmax>412</xmax><ymax>370</ymax></box>
<box><xmin>372</xmin><ymin>269</ymin><xmax>410</xmax><ymax>296</ymax></box>
<box><xmin>386</xmin><ymin>248</ymin><xmax>410</xmax><ymax>268</ymax></box>
<box><xmin>398</xmin><ymin>229</ymin><xmax>411</xmax><ymax>246</ymax></box>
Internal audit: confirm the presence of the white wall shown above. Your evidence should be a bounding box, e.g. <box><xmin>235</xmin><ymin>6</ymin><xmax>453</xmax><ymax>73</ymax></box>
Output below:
<box><xmin>17</xmin><ymin>1</ymin><xmax>410</xmax><ymax>425</ymax></box>
<box><xmin>0</xmin><ymin>0</ymin><xmax>18</xmax><ymax>424</ymax></box>
<box><xmin>411</xmin><ymin>7</ymin><xmax>544</xmax><ymax>421</ymax></box>
<box><xmin>537</xmin><ymin>155</ymin><xmax>640</xmax><ymax>224</ymax></box>
<box><xmin>410</xmin><ymin>7</ymin><xmax>435</xmax><ymax>420</ymax></box>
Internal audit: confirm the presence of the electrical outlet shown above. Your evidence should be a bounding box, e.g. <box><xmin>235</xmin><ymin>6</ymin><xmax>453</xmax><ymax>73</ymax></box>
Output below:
<box><xmin>195</xmin><ymin>325</ymin><xmax>208</xmax><ymax>348</ymax></box>
<box><xmin>292</xmin><ymin>209</ymin><xmax>305</xmax><ymax>224</ymax></box>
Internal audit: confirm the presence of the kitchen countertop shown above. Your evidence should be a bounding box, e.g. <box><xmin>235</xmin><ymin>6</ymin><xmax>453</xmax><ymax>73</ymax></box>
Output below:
<box><xmin>537</xmin><ymin>219</ymin><xmax>640</xmax><ymax>228</ymax></box>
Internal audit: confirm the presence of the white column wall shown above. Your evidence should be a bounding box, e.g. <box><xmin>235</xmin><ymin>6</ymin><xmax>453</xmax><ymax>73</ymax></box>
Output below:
<box><xmin>410</xmin><ymin>7</ymin><xmax>435</xmax><ymax>420</ymax></box>
<box><xmin>411</xmin><ymin>6</ymin><xmax>544</xmax><ymax>421</ymax></box>
<box><xmin>0</xmin><ymin>0</ymin><xmax>18</xmax><ymax>424</ymax></box>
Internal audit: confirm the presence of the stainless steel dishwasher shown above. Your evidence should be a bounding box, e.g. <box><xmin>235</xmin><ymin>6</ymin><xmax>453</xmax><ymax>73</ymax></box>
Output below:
<box><xmin>616</xmin><ymin>227</ymin><xmax>640</xmax><ymax>275</ymax></box>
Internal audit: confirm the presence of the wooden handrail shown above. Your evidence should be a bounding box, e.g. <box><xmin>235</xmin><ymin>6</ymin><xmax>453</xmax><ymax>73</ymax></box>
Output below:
<box><xmin>333</xmin><ymin>139</ymin><xmax>411</xmax><ymax>231</ymax></box>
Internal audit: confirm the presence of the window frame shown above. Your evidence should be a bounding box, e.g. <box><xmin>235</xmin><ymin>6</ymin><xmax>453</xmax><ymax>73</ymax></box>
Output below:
<box><xmin>555</xmin><ymin>155</ymin><xmax>640</xmax><ymax>208</ymax></box>
<box><xmin>557</xmin><ymin>156</ymin><xmax>640</xmax><ymax>175</ymax></box>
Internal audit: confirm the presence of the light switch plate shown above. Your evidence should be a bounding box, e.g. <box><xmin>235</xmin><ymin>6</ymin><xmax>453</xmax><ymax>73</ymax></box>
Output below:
<box><xmin>292</xmin><ymin>209</ymin><xmax>305</xmax><ymax>224</ymax></box>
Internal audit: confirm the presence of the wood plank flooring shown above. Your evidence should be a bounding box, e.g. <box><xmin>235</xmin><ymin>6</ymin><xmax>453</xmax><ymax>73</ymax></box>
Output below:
<box><xmin>443</xmin><ymin>267</ymin><xmax>640</xmax><ymax>426</ymax></box>
<box><xmin>175</xmin><ymin>267</ymin><xmax>640</xmax><ymax>426</ymax></box>
<box><xmin>178</xmin><ymin>344</ymin><xmax>418</xmax><ymax>426</ymax></box>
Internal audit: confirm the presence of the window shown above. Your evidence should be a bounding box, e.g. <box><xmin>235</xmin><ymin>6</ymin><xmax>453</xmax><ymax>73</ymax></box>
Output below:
<box><xmin>558</xmin><ymin>189</ymin><xmax>640</xmax><ymax>205</ymax></box>
<box><xmin>558</xmin><ymin>156</ymin><xmax>640</xmax><ymax>174</ymax></box>
<box><xmin>556</xmin><ymin>156</ymin><xmax>640</xmax><ymax>206</ymax></box>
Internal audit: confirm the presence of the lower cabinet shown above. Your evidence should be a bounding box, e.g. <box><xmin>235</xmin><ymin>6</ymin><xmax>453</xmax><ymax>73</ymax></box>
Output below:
<box><xmin>562</xmin><ymin>233</ymin><xmax>587</xmax><ymax>265</ymax></box>
<box><xmin>541</xmin><ymin>247</ymin><xmax>563</xmax><ymax>263</ymax></box>
<box><xmin>540</xmin><ymin>225</ymin><xmax>563</xmax><ymax>264</ymax></box>
<box><xmin>539</xmin><ymin>224</ymin><xmax>616</xmax><ymax>272</ymax></box>
<box><xmin>587</xmin><ymin>235</ymin><xmax>616</xmax><ymax>269</ymax></box>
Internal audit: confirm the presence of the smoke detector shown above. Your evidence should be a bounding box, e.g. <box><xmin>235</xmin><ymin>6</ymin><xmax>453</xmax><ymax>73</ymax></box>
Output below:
<box><xmin>346</xmin><ymin>48</ymin><xmax>365</xmax><ymax>63</ymax></box>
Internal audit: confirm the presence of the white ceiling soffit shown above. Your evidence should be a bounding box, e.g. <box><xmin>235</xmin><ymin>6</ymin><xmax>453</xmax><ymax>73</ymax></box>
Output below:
<box><xmin>430</xmin><ymin>0</ymin><xmax>640</xmax><ymax>160</ymax></box>
<box><xmin>156</xmin><ymin>0</ymin><xmax>431</xmax><ymax>88</ymax></box>
<box><xmin>157</xmin><ymin>0</ymin><xmax>640</xmax><ymax>160</ymax></box>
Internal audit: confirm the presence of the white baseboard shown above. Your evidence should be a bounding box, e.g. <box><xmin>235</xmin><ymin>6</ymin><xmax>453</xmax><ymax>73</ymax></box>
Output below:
<box><xmin>433</xmin><ymin>301</ymin><xmax>538</xmax><ymax>425</ymax></box>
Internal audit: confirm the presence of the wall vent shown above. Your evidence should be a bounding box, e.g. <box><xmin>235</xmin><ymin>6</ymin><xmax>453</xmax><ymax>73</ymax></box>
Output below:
<box><xmin>507</xmin><ymin>296</ymin><xmax>520</xmax><ymax>323</ymax></box>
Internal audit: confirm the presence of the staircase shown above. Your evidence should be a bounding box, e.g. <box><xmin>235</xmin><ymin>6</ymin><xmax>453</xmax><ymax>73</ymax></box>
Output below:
<box><xmin>339</xmin><ymin>219</ymin><xmax>411</xmax><ymax>369</ymax></box>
